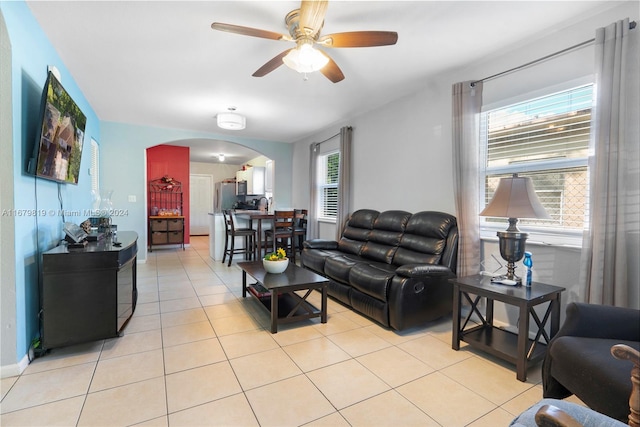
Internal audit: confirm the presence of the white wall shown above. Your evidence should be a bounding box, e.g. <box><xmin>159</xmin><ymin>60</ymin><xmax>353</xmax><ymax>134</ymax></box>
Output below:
<box><xmin>292</xmin><ymin>2</ymin><xmax>639</xmax><ymax>325</ymax></box>
<box><xmin>246</xmin><ymin>155</ymin><xmax>269</xmax><ymax>167</ymax></box>
<box><xmin>292</xmin><ymin>81</ymin><xmax>454</xmax><ymax>217</ymax></box>
<box><xmin>190</xmin><ymin>161</ymin><xmax>240</xmax><ymax>183</ymax></box>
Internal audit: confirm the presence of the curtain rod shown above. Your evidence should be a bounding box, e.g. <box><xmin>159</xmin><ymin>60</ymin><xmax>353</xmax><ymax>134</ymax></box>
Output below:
<box><xmin>471</xmin><ymin>20</ymin><xmax>636</xmax><ymax>87</ymax></box>
<box><xmin>314</xmin><ymin>132</ymin><xmax>340</xmax><ymax>146</ymax></box>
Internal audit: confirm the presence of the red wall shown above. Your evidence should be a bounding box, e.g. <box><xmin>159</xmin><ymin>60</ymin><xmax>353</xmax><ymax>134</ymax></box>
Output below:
<box><xmin>146</xmin><ymin>145</ymin><xmax>190</xmax><ymax>244</ymax></box>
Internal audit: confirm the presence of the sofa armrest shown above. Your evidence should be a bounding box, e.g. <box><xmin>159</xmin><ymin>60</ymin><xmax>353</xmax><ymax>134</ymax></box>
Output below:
<box><xmin>555</xmin><ymin>302</ymin><xmax>640</xmax><ymax>341</ymax></box>
<box><xmin>395</xmin><ymin>264</ymin><xmax>454</xmax><ymax>279</ymax></box>
<box><xmin>303</xmin><ymin>239</ymin><xmax>339</xmax><ymax>250</ymax></box>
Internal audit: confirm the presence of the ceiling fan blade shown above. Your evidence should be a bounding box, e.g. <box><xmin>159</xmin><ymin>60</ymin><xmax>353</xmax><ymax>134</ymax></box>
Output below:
<box><xmin>211</xmin><ymin>22</ymin><xmax>289</xmax><ymax>41</ymax></box>
<box><xmin>318</xmin><ymin>51</ymin><xmax>345</xmax><ymax>83</ymax></box>
<box><xmin>252</xmin><ymin>49</ymin><xmax>293</xmax><ymax>77</ymax></box>
<box><xmin>318</xmin><ymin>31</ymin><xmax>398</xmax><ymax>48</ymax></box>
<box><xmin>299</xmin><ymin>0</ymin><xmax>328</xmax><ymax>37</ymax></box>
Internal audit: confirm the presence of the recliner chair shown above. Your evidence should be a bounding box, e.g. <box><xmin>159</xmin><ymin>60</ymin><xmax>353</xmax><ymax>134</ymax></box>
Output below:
<box><xmin>541</xmin><ymin>302</ymin><xmax>640</xmax><ymax>422</ymax></box>
<box><xmin>511</xmin><ymin>343</ymin><xmax>639</xmax><ymax>426</ymax></box>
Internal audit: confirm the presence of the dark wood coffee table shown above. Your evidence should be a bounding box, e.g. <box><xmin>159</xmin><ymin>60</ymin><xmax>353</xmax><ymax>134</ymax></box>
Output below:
<box><xmin>239</xmin><ymin>261</ymin><xmax>328</xmax><ymax>333</ymax></box>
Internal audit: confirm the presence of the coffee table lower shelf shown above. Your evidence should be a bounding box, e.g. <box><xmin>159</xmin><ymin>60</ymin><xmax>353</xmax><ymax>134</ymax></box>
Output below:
<box><xmin>247</xmin><ymin>284</ymin><xmax>322</xmax><ymax>323</ymax></box>
<box><xmin>461</xmin><ymin>325</ymin><xmax>547</xmax><ymax>365</ymax></box>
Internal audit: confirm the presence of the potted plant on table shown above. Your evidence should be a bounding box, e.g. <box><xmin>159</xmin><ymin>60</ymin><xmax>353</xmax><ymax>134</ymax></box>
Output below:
<box><xmin>263</xmin><ymin>248</ymin><xmax>289</xmax><ymax>274</ymax></box>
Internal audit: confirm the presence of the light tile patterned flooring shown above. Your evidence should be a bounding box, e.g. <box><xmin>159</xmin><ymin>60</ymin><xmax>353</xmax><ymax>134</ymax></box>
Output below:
<box><xmin>0</xmin><ymin>236</ymin><xmax>579</xmax><ymax>426</ymax></box>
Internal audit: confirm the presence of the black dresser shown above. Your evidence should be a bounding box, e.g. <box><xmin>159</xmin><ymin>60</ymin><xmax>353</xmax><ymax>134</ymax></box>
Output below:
<box><xmin>41</xmin><ymin>231</ymin><xmax>138</xmax><ymax>349</ymax></box>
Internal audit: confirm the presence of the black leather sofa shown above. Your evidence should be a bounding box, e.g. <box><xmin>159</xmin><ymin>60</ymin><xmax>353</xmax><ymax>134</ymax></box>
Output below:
<box><xmin>542</xmin><ymin>302</ymin><xmax>640</xmax><ymax>422</ymax></box>
<box><xmin>301</xmin><ymin>209</ymin><xmax>458</xmax><ymax>331</ymax></box>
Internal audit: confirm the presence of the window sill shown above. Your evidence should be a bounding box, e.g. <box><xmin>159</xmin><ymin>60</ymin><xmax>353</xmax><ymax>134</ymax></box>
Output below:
<box><xmin>480</xmin><ymin>232</ymin><xmax>582</xmax><ymax>251</ymax></box>
<box><xmin>318</xmin><ymin>218</ymin><xmax>337</xmax><ymax>224</ymax></box>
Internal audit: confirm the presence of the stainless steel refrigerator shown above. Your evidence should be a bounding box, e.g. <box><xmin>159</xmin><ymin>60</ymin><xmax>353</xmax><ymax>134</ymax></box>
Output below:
<box><xmin>214</xmin><ymin>182</ymin><xmax>237</xmax><ymax>213</ymax></box>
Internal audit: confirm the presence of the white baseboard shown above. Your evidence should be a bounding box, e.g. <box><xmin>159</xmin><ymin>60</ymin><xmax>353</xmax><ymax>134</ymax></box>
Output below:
<box><xmin>1</xmin><ymin>353</ymin><xmax>29</xmax><ymax>379</ymax></box>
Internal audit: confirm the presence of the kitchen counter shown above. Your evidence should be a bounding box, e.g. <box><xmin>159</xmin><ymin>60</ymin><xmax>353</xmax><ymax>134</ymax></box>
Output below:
<box><xmin>209</xmin><ymin>211</ymin><xmax>274</xmax><ymax>262</ymax></box>
<box><xmin>208</xmin><ymin>213</ymin><xmax>221</xmax><ymax>260</ymax></box>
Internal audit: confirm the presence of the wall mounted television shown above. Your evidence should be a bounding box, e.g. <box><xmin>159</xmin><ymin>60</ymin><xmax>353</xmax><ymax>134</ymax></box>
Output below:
<box><xmin>31</xmin><ymin>71</ymin><xmax>87</xmax><ymax>185</ymax></box>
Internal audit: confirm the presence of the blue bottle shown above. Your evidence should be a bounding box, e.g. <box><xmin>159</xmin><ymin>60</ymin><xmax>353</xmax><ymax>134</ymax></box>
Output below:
<box><xmin>523</xmin><ymin>252</ymin><xmax>533</xmax><ymax>286</ymax></box>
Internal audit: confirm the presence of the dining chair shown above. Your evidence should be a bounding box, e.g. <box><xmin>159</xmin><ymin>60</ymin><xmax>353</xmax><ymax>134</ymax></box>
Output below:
<box><xmin>264</xmin><ymin>210</ymin><xmax>296</xmax><ymax>263</ymax></box>
<box><xmin>222</xmin><ymin>210</ymin><xmax>256</xmax><ymax>267</ymax></box>
<box><xmin>293</xmin><ymin>209</ymin><xmax>308</xmax><ymax>256</ymax></box>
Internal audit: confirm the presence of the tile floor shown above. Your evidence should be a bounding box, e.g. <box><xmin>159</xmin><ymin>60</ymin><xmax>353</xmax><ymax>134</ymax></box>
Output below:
<box><xmin>0</xmin><ymin>236</ymin><xmax>582</xmax><ymax>426</ymax></box>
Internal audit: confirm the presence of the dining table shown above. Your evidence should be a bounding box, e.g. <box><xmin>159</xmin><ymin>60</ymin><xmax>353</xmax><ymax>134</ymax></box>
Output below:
<box><xmin>234</xmin><ymin>210</ymin><xmax>275</xmax><ymax>260</ymax></box>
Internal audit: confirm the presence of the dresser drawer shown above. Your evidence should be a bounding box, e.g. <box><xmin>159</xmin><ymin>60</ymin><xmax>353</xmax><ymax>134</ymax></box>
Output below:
<box><xmin>150</xmin><ymin>219</ymin><xmax>168</xmax><ymax>231</ymax></box>
<box><xmin>151</xmin><ymin>232</ymin><xmax>168</xmax><ymax>245</ymax></box>
<box><xmin>167</xmin><ymin>218</ymin><xmax>183</xmax><ymax>231</ymax></box>
<box><xmin>167</xmin><ymin>231</ymin><xmax>183</xmax><ymax>244</ymax></box>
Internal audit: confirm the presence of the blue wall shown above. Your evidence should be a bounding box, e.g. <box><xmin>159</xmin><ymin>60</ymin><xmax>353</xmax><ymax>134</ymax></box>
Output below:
<box><xmin>1</xmin><ymin>1</ymin><xmax>100</xmax><ymax>363</ymax></box>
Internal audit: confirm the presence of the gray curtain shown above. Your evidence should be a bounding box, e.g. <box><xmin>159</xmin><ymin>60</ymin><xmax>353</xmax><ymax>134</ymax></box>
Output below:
<box><xmin>307</xmin><ymin>142</ymin><xmax>320</xmax><ymax>239</ymax></box>
<box><xmin>336</xmin><ymin>126</ymin><xmax>352</xmax><ymax>240</ymax></box>
<box><xmin>452</xmin><ymin>81</ymin><xmax>483</xmax><ymax>276</ymax></box>
<box><xmin>580</xmin><ymin>18</ymin><xmax>640</xmax><ymax>308</ymax></box>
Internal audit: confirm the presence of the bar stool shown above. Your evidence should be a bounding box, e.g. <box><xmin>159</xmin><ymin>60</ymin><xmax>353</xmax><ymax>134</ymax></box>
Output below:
<box><xmin>264</xmin><ymin>210</ymin><xmax>296</xmax><ymax>263</ymax></box>
<box><xmin>293</xmin><ymin>209</ymin><xmax>308</xmax><ymax>256</ymax></box>
<box><xmin>222</xmin><ymin>210</ymin><xmax>256</xmax><ymax>267</ymax></box>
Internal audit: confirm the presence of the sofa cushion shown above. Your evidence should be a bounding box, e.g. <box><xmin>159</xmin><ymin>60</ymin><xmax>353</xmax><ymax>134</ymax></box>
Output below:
<box><xmin>349</xmin><ymin>262</ymin><xmax>396</xmax><ymax>301</ymax></box>
<box><xmin>360</xmin><ymin>241</ymin><xmax>398</xmax><ymax>264</ymax></box>
<box><xmin>328</xmin><ymin>280</ymin><xmax>352</xmax><ymax>306</ymax></box>
<box><xmin>549</xmin><ymin>336</ymin><xmax>640</xmax><ymax>421</ymax></box>
<box><xmin>361</xmin><ymin>210</ymin><xmax>411</xmax><ymax>263</ymax></box>
<box><xmin>301</xmin><ymin>248</ymin><xmax>342</xmax><ymax>274</ymax></box>
<box><xmin>324</xmin><ymin>254</ymin><xmax>364</xmax><ymax>284</ymax></box>
<box><xmin>350</xmin><ymin>290</ymin><xmax>389</xmax><ymax>326</ymax></box>
<box><xmin>338</xmin><ymin>209</ymin><xmax>378</xmax><ymax>255</ymax></box>
<box><xmin>393</xmin><ymin>211</ymin><xmax>456</xmax><ymax>266</ymax></box>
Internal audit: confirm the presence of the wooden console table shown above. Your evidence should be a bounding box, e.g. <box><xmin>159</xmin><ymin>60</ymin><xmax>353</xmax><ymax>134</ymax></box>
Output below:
<box><xmin>450</xmin><ymin>274</ymin><xmax>565</xmax><ymax>381</ymax></box>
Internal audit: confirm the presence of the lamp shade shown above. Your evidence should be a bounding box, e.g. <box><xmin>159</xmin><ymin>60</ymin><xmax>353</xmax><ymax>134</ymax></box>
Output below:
<box><xmin>480</xmin><ymin>174</ymin><xmax>550</xmax><ymax>220</ymax></box>
<box><xmin>217</xmin><ymin>113</ymin><xmax>246</xmax><ymax>130</ymax></box>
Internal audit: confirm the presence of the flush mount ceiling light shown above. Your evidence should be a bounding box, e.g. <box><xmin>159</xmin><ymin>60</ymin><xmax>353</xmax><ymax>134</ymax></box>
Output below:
<box><xmin>218</xmin><ymin>153</ymin><xmax>225</xmax><ymax>162</ymax></box>
<box><xmin>217</xmin><ymin>107</ymin><xmax>246</xmax><ymax>130</ymax></box>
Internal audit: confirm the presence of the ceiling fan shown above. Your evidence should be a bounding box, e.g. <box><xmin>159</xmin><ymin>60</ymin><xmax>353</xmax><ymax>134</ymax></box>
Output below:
<box><xmin>211</xmin><ymin>0</ymin><xmax>398</xmax><ymax>83</ymax></box>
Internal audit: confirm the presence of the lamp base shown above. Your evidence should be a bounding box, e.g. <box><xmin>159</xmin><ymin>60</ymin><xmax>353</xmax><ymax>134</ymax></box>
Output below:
<box><xmin>497</xmin><ymin>229</ymin><xmax>528</xmax><ymax>284</ymax></box>
<box><xmin>492</xmin><ymin>272</ymin><xmax>522</xmax><ymax>285</ymax></box>
<box><xmin>506</xmin><ymin>259</ymin><xmax>523</xmax><ymax>283</ymax></box>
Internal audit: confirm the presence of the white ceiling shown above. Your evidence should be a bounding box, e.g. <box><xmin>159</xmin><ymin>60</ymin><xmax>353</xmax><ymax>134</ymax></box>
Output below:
<box><xmin>27</xmin><ymin>0</ymin><xmax>619</xmax><ymax>164</ymax></box>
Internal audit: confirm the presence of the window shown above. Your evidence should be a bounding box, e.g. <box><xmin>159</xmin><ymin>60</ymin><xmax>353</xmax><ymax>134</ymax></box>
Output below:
<box><xmin>317</xmin><ymin>151</ymin><xmax>339</xmax><ymax>221</ymax></box>
<box><xmin>481</xmin><ymin>84</ymin><xmax>592</xmax><ymax>238</ymax></box>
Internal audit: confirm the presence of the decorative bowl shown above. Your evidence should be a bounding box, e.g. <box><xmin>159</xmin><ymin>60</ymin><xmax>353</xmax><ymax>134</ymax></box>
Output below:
<box><xmin>263</xmin><ymin>258</ymin><xmax>289</xmax><ymax>274</ymax></box>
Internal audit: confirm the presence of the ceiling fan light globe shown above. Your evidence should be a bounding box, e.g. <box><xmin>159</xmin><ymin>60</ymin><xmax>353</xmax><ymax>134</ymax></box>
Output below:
<box><xmin>283</xmin><ymin>44</ymin><xmax>329</xmax><ymax>73</ymax></box>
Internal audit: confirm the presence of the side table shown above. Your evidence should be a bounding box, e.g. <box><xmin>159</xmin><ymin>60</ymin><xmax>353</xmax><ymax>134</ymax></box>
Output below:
<box><xmin>450</xmin><ymin>275</ymin><xmax>565</xmax><ymax>381</ymax></box>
